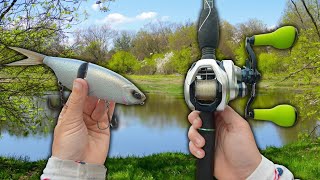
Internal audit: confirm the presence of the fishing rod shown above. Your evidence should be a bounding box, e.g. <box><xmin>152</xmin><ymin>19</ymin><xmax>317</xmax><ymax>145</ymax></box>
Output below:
<box><xmin>184</xmin><ymin>0</ymin><xmax>298</xmax><ymax>179</ymax></box>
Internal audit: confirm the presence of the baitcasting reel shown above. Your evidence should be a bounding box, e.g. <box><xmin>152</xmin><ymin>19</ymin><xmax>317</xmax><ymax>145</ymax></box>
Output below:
<box><xmin>184</xmin><ymin>1</ymin><xmax>298</xmax><ymax>179</ymax></box>
<box><xmin>185</xmin><ymin>26</ymin><xmax>298</xmax><ymax>127</ymax></box>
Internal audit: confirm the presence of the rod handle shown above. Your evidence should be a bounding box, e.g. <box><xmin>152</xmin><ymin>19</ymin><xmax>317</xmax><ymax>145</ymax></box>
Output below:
<box><xmin>196</xmin><ymin>111</ymin><xmax>215</xmax><ymax>180</ymax></box>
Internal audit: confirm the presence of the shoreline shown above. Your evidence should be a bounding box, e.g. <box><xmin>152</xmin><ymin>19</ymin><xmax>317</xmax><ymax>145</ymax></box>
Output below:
<box><xmin>1</xmin><ymin>139</ymin><xmax>319</xmax><ymax>179</ymax></box>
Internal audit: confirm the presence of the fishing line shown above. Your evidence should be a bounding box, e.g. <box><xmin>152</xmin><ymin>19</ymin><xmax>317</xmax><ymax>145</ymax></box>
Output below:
<box><xmin>198</xmin><ymin>0</ymin><xmax>212</xmax><ymax>32</ymax></box>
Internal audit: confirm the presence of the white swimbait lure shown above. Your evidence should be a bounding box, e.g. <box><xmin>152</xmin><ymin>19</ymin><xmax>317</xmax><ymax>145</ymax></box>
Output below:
<box><xmin>6</xmin><ymin>47</ymin><xmax>146</xmax><ymax>105</ymax></box>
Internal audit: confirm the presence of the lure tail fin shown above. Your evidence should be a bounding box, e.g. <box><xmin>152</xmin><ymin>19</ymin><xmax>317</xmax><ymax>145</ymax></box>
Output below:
<box><xmin>6</xmin><ymin>47</ymin><xmax>45</xmax><ymax>66</ymax></box>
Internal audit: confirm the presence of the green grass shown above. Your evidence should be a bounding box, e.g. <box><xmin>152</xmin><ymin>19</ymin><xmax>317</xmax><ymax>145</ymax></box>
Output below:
<box><xmin>262</xmin><ymin>140</ymin><xmax>320</xmax><ymax>179</ymax></box>
<box><xmin>127</xmin><ymin>75</ymin><xmax>185</xmax><ymax>97</ymax></box>
<box><xmin>1</xmin><ymin>140</ymin><xmax>319</xmax><ymax>180</ymax></box>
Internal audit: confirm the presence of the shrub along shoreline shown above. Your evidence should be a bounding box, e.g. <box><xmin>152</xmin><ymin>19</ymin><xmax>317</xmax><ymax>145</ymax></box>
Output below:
<box><xmin>0</xmin><ymin>139</ymin><xmax>319</xmax><ymax>179</ymax></box>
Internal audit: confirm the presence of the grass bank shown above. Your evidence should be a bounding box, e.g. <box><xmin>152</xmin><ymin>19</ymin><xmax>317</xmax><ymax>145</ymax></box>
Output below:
<box><xmin>127</xmin><ymin>75</ymin><xmax>184</xmax><ymax>97</ymax></box>
<box><xmin>1</xmin><ymin>139</ymin><xmax>319</xmax><ymax>179</ymax></box>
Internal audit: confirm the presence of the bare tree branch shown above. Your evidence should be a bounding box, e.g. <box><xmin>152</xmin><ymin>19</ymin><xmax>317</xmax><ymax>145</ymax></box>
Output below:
<box><xmin>316</xmin><ymin>0</ymin><xmax>320</xmax><ymax>20</ymax></box>
<box><xmin>291</xmin><ymin>0</ymin><xmax>306</xmax><ymax>28</ymax></box>
<box><xmin>275</xmin><ymin>60</ymin><xmax>317</xmax><ymax>84</ymax></box>
<box><xmin>301</xmin><ymin>0</ymin><xmax>320</xmax><ymax>39</ymax></box>
<box><xmin>0</xmin><ymin>0</ymin><xmax>18</xmax><ymax>23</ymax></box>
<box><xmin>309</xmin><ymin>125</ymin><xmax>320</xmax><ymax>137</ymax></box>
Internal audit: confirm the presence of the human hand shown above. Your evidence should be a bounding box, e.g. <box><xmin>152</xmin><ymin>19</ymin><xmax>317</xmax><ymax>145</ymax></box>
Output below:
<box><xmin>188</xmin><ymin>106</ymin><xmax>261</xmax><ymax>179</ymax></box>
<box><xmin>52</xmin><ymin>78</ymin><xmax>115</xmax><ymax>165</ymax></box>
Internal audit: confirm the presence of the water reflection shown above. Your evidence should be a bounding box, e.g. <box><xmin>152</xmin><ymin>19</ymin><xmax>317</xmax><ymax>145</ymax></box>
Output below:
<box><xmin>0</xmin><ymin>90</ymin><xmax>319</xmax><ymax>161</ymax></box>
<box><xmin>118</xmin><ymin>94</ymin><xmax>189</xmax><ymax>129</ymax></box>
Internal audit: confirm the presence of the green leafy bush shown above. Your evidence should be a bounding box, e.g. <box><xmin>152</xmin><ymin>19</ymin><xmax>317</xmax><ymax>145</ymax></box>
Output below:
<box><xmin>165</xmin><ymin>48</ymin><xmax>194</xmax><ymax>74</ymax></box>
<box><xmin>258</xmin><ymin>53</ymin><xmax>284</xmax><ymax>73</ymax></box>
<box><xmin>107</xmin><ymin>51</ymin><xmax>140</xmax><ymax>74</ymax></box>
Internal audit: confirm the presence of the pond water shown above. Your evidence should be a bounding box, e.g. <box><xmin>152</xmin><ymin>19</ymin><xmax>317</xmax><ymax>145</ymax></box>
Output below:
<box><xmin>0</xmin><ymin>90</ymin><xmax>319</xmax><ymax>161</ymax></box>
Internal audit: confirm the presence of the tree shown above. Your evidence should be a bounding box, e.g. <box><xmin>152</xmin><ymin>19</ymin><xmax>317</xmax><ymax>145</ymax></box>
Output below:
<box><xmin>217</xmin><ymin>20</ymin><xmax>237</xmax><ymax>59</ymax></box>
<box><xmin>131</xmin><ymin>21</ymin><xmax>175</xmax><ymax>60</ymax></box>
<box><xmin>113</xmin><ymin>31</ymin><xmax>133</xmax><ymax>52</ymax></box>
<box><xmin>236</xmin><ymin>19</ymin><xmax>267</xmax><ymax>41</ymax></box>
<box><xmin>168</xmin><ymin>22</ymin><xmax>198</xmax><ymax>51</ymax></box>
<box><xmin>73</xmin><ymin>25</ymin><xmax>116</xmax><ymax>63</ymax></box>
<box><xmin>282</xmin><ymin>0</ymin><xmax>320</xmax><ymax>39</ymax></box>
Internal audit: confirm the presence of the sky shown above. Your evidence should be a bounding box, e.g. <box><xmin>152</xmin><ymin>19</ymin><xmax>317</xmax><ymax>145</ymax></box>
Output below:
<box><xmin>74</xmin><ymin>0</ymin><xmax>288</xmax><ymax>32</ymax></box>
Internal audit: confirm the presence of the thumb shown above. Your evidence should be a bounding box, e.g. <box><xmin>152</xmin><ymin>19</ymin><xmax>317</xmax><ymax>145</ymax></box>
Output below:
<box><xmin>214</xmin><ymin>106</ymin><xmax>248</xmax><ymax>128</ymax></box>
<box><xmin>65</xmin><ymin>78</ymin><xmax>88</xmax><ymax>116</ymax></box>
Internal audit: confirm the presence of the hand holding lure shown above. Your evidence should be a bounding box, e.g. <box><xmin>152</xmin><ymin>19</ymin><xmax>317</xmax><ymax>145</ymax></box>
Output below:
<box><xmin>6</xmin><ymin>47</ymin><xmax>146</xmax><ymax>106</ymax></box>
<box><xmin>184</xmin><ymin>1</ymin><xmax>298</xmax><ymax>179</ymax></box>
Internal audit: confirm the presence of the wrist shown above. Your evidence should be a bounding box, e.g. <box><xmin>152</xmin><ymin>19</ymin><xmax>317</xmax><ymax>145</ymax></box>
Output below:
<box><xmin>235</xmin><ymin>154</ymin><xmax>262</xmax><ymax>179</ymax></box>
<box><xmin>242</xmin><ymin>155</ymin><xmax>262</xmax><ymax>179</ymax></box>
<box><xmin>41</xmin><ymin>156</ymin><xmax>107</xmax><ymax>180</ymax></box>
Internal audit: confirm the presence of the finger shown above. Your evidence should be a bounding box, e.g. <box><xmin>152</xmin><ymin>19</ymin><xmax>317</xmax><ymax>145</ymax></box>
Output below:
<box><xmin>188</xmin><ymin>111</ymin><xmax>202</xmax><ymax>128</ymax></box>
<box><xmin>58</xmin><ymin>104</ymin><xmax>68</xmax><ymax>119</ymax></box>
<box><xmin>188</xmin><ymin>126</ymin><xmax>205</xmax><ymax>148</ymax></box>
<box><xmin>107</xmin><ymin>101</ymin><xmax>116</xmax><ymax>119</ymax></box>
<box><xmin>63</xmin><ymin>79</ymin><xmax>88</xmax><ymax>119</ymax></box>
<box><xmin>91</xmin><ymin>99</ymin><xmax>107</xmax><ymax>121</ymax></box>
<box><xmin>189</xmin><ymin>141</ymin><xmax>205</xmax><ymax>159</ymax></box>
<box><xmin>84</xmin><ymin>96</ymin><xmax>99</xmax><ymax>116</ymax></box>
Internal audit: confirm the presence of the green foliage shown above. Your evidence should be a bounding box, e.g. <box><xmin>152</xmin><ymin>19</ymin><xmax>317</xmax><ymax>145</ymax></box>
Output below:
<box><xmin>168</xmin><ymin>23</ymin><xmax>198</xmax><ymax>51</ymax></box>
<box><xmin>258</xmin><ymin>53</ymin><xmax>285</xmax><ymax>73</ymax></box>
<box><xmin>165</xmin><ymin>48</ymin><xmax>194</xmax><ymax>74</ymax></box>
<box><xmin>107</xmin><ymin>51</ymin><xmax>140</xmax><ymax>74</ymax></box>
<box><xmin>234</xmin><ymin>42</ymin><xmax>247</xmax><ymax>67</ymax></box>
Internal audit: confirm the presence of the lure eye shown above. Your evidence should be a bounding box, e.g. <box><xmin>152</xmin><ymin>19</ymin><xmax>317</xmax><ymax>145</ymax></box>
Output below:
<box><xmin>132</xmin><ymin>90</ymin><xmax>142</xmax><ymax>100</ymax></box>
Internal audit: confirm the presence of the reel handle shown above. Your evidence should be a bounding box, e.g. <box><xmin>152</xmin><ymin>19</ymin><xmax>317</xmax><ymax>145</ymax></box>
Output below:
<box><xmin>253</xmin><ymin>105</ymin><xmax>297</xmax><ymax>127</ymax></box>
<box><xmin>197</xmin><ymin>111</ymin><xmax>215</xmax><ymax>180</ymax></box>
<box><xmin>251</xmin><ymin>26</ymin><xmax>298</xmax><ymax>49</ymax></box>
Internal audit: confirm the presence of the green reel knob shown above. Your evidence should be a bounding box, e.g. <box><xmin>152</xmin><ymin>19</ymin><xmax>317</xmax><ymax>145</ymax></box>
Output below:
<box><xmin>251</xmin><ymin>26</ymin><xmax>298</xmax><ymax>49</ymax></box>
<box><xmin>253</xmin><ymin>105</ymin><xmax>297</xmax><ymax>127</ymax></box>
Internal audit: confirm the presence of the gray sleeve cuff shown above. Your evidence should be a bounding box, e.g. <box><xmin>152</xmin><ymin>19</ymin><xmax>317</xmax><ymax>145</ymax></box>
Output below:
<box><xmin>246</xmin><ymin>155</ymin><xmax>294</xmax><ymax>180</ymax></box>
<box><xmin>41</xmin><ymin>156</ymin><xmax>107</xmax><ymax>180</ymax></box>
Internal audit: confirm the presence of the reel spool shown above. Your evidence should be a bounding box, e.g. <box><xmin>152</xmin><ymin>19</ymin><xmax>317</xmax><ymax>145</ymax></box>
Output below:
<box><xmin>195</xmin><ymin>80</ymin><xmax>217</xmax><ymax>101</ymax></box>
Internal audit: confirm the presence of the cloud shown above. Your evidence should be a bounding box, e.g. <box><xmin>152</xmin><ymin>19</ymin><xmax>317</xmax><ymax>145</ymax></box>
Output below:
<box><xmin>97</xmin><ymin>12</ymin><xmax>160</xmax><ymax>27</ymax></box>
<box><xmin>98</xmin><ymin>13</ymin><xmax>132</xmax><ymax>25</ymax></box>
<box><xmin>92</xmin><ymin>3</ymin><xmax>100</xmax><ymax>11</ymax></box>
<box><xmin>136</xmin><ymin>12</ymin><xmax>157</xmax><ymax>20</ymax></box>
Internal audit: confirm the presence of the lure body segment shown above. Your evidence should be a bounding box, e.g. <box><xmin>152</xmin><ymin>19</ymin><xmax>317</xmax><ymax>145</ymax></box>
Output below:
<box><xmin>7</xmin><ymin>47</ymin><xmax>146</xmax><ymax>105</ymax></box>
